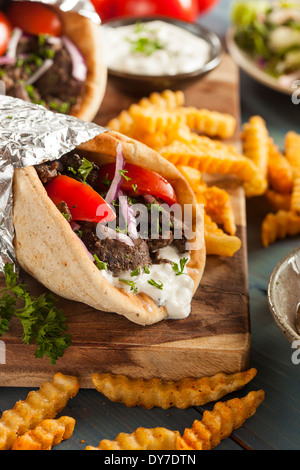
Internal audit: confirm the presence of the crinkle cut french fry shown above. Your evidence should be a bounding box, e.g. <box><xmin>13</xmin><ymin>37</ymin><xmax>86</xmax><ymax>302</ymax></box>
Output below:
<box><xmin>284</xmin><ymin>131</ymin><xmax>300</xmax><ymax>213</ymax></box>
<box><xmin>181</xmin><ymin>106</ymin><xmax>236</xmax><ymax>139</ymax></box>
<box><xmin>241</xmin><ymin>115</ymin><xmax>269</xmax><ymax>180</ymax></box>
<box><xmin>285</xmin><ymin>131</ymin><xmax>300</xmax><ymax>169</ymax></box>
<box><xmin>107</xmin><ymin>109</ymin><xmax>134</xmax><ymax>135</ymax></box>
<box><xmin>159</xmin><ymin>140</ymin><xmax>267</xmax><ymax>197</ymax></box>
<box><xmin>86</xmin><ymin>427</ymin><xmax>180</xmax><ymax>450</ymax></box>
<box><xmin>261</xmin><ymin>210</ymin><xmax>300</xmax><ymax>247</ymax></box>
<box><xmin>176</xmin><ymin>390</ymin><xmax>265</xmax><ymax>450</ymax></box>
<box><xmin>85</xmin><ymin>390</ymin><xmax>264</xmax><ymax>451</ymax></box>
<box><xmin>11</xmin><ymin>416</ymin><xmax>75</xmax><ymax>450</ymax></box>
<box><xmin>0</xmin><ymin>373</ymin><xmax>79</xmax><ymax>450</ymax></box>
<box><xmin>265</xmin><ymin>189</ymin><xmax>291</xmax><ymax>212</ymax></box>
<box><xmin>204</xmin><ymin>212</ymin><xmax>241</xmax><ymax>257</ymax></box>
<box><xmin>138</xmin><ymin>89</ymin><xmax>185</xmax><ymax>109</ymax></box>
<box><xmin>267</xmin><ymin>138</ymin><xmax>293</xmax><ymax>194</ymax></box>
<box><xmin>128</xmin><ymin>104</ymin><xmax>187</xmax><ymax>134</ymax></box>
<box><xmin>196</xmin><ymin>185</ymin><xmax>237</xmax><ymax>235</ymax></box>
<box><xmin>176</xmin><ymin>165</ymin><xmax>203</xmax><ymax>192</ymax></box>
<box><xmin>92</xmin><ymin>368</ymin><xmax>256</xmax><ymax>410</ymax></box>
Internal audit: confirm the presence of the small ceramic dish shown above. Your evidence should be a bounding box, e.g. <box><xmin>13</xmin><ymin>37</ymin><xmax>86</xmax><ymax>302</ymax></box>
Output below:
<box><xmin>101</xmin><ymin>16</ymin><xmax>222</xmax><ymax>95</ymax></box>
<box><xmin>226</xmin><ymin>26</ymin><xmax>299</xmax><ymax>96</ymax></box>
<box><xmin>268</xmin><ymin>247</ymin><xmax>300</xmax><ymax>344</ymax></box>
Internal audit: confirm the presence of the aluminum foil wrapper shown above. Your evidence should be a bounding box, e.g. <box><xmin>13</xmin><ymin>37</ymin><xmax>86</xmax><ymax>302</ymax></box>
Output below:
<box><xmin>0</xmin><ymin>95</ymin><xmax>107</xmax><ymax>272</ymax></box>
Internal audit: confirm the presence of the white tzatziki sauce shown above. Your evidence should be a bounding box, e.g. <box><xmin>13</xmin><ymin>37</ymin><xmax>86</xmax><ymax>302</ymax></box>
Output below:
<box><xmin>101</xmin><ymin>245</ymin><xmax>195</xmax><ymax>319</ymax></box>
<box><xmin>102</xmin><ymin>20</ymin><xmax>211</xmax><ymax>76</ymax></box>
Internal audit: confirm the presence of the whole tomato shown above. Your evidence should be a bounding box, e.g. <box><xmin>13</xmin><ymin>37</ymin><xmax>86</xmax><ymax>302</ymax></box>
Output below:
<box><xmin>114</xmin><ymin>0</ymin><xmax>199</xmax><ymax>23</ymax></box>
<box><xmin>0</xmin><ymin>11</ymin><xmax>11</xmax><ymax>56</ymax></box>
<box><xmin>197</xmin><ymin>0</ymin><xmax>219</xmax><ymax>14</ymax></box>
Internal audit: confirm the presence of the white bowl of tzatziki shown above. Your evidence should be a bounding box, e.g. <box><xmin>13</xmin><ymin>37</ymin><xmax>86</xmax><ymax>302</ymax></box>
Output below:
<box><xmin>101</xmin><ymin>17</ymin><xmax>222</xmax><ymax>93</ymax></box>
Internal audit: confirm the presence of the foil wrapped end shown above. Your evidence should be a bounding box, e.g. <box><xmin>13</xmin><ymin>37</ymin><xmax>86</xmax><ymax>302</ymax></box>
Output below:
<box><xmin>0</xmin><ymin>95</ymin><xmax>107</xmax><ymax>272</ymax></box>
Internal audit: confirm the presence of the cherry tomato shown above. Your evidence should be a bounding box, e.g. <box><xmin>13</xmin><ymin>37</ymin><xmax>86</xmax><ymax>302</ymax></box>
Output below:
<box><xmin>90</xmin><ymin>0</ymin><xmax>118</xmax><ymax>23</ymax></box>
<box><xmin>115</xmin><ymin>0</ymin><xmax>199</xmax><ymax>23</ymax></box>
<box><xmin>98</xmin><ymin>162</ymin><xmax>178</xmax><ymax>205</ymax></box>
<box><xmin>0</xmin><ymin>11</ymin><xmax>12</xmax><ymax>56</ymax></box>
<box><xmin>45</xmin><ymin>175</ymin><xmax>116</xmax><ymax>223</ymax></box>
<box><xmin>197</xmin><ymin>0</ymin><xmax>219</xmax><ymax>14</ymax></box>
<box><xmin>6</xmin><ymin>2</ymin><xmax>62</xmax><ymax>37</ymax></box>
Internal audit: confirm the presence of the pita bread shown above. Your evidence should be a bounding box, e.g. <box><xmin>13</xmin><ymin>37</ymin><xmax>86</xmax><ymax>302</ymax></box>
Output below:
<box><xmin>54</xmin><ymin>8</ymin><xmax>107</xmax><ymax>121</ymax></box>
<box><xmin>12</xmin><ymin>131</ymin><xmax>206</xmax><ymax>325</ymax></box>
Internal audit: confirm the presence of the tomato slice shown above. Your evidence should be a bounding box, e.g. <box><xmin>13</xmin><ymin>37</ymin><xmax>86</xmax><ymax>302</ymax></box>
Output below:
<box><xmin>45</xmin><ymin>175</ymin><xmax>116</xmax><ymax>223</ymax></box>
<box><xmin>114</xmin><ymin>0</ymin><xmax>199</xmax><ymax>23</ymax></box>
<box><xmin>98</xmin><ymin>163</ymin><xmax>177</xmax><ymax>205</ymax></box>
<box><xmin>0</xmin><ymin>12</ymin><xmax>12</xmax><ymax>56</ymax></box>
<box><xmin>6</xmin><ymin>2</ymin><xmax>62</xmax><ymax>37</ymax></box>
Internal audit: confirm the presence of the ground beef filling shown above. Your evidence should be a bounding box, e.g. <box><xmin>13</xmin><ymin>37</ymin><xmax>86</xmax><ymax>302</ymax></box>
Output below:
<box><xmin>1</xmin><ymin>35</ymin><xmax>85</xmax><ymax>114</ymax></box>
<box><xmin>34</xmin><ymin>153</ymin><xmax>187</xmax><ymax>276</ymax></box>
<box><xmin>80</xmin><ymin>221</ymin><xmax>152</xmax><ymax>275</ymax></box>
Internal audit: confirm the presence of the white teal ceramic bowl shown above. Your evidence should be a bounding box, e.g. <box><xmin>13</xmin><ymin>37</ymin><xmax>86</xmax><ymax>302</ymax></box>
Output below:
<box><xmin>268</xmin><ymin>247</ymin><xmax>300</xmax><ymax>344</ymax></box>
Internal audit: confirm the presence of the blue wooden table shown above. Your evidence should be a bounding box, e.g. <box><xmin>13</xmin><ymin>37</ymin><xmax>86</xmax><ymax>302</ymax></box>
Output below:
<box><xmin>1</xmin><ymin>0</ymin><xmax>300</xmax><ymax>451</ymax></box>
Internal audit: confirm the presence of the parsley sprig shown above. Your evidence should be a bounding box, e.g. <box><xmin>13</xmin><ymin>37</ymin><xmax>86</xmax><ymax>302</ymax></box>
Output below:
<box><xmin>172</xmin><ymin>258</ymin><xmax>189</xmax><ymax>276</ymax></box>
<box><xmin>68</xmin><ymin>157</ymin><xmax>94</xmax><ymax>184</ymax></box>
<box><xmin>147</xmin><ymin>279</ymin><xmax>163</xmax><ymax>290</ymax></box>
<box><xmin>0</xmin><ymin>263</ymin><xmax>71</xmax><ymax>365</ymax></box>
<box><xmin>119</xmin><ymin>278</ymin><xmax>138</xmax><ymax>294</ymax></box>
<box><xmin>78</xmin><ymin>157</ymin><xmax>94</xmax><ymax>183</ymax></box>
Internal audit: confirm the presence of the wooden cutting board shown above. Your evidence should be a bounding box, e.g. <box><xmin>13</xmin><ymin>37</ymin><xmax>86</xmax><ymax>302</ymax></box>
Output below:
<box><xmin>0</xmin><ymin>54</ymin><xmax>250</xmax><ymax>388</ymax></box>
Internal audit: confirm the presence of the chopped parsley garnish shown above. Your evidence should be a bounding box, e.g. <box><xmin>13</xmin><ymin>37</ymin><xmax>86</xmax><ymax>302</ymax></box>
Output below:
<box><xmin>119</xmin><ymin>169</ymin><xmax>131</xmax><ymax>181</ymax></box>
<box><xmin>0</xmin><ymin>263</ymin><xmax>71</xmax><ymax>365</ymax></box>
<box><xmin>147</xmin><ymin>279</ymin><xmax>163</xmax><ymax>290</ymax></box>
<box><xmin>49</xmin><ymin>101</ymin><xmax>71</xmax><ymax>114</ymax></box>
<box><xmin>172</xmin><ymin>258</ymin><xmax>189</xmax><ymax>276</ymax></box>
<box><xmin>75</xmin><ymin>229</ymin><xmax>83</xmax><ymax>238</ymax></box>
<box><xmin>132</xmin><ymin>184</ymin><xmax>138</xmax><ymax>192</ymax></box>
<box><xmin>25</xmin><ymin>84</ymin><xmax>35</xmax><ymax>100</ymax></box>
<box><xmin>61</xmin><ymin>212</ymin><xmax>71</xmax><ymax>221</ymax></box>
<box><xmin>67</xmin><ymin>157</ymin><xmax>93</xmax><ymax>183</ymax></box>
<box><xmin>144</xmin><ymin>266</ymin><xmax>150</xmax><ymax>274</ymax></box>
<box><xmin>119</xmin><ymin>278</ymin><xmax>138</xmax><ymax>294</ymax></box>
<box><xmin>131</xmin><ymin>266</ymin><xmax>140</xmax><ymax>277</ymax></box>
<box><xmin>94</xmin><ymin>254</ymin><xmax>107</xmax><ymax>271</ymax></box>
<box><xmin>127</xmin><ymin>36</ymin><xmax>164</xmax><ymax>56</ymax></box>
<box><xmin>78</xmin><ymin>157</ymin><xmax>94</xmax><ymax>184</ymax></box>
<box><xmin>102</xmin><ymin>173</ymin><xmax>112</xmax><ymax>187</ymax></box>
<box><xmin>68</xmin><ymin>166</ymin><xmax>77</xmax><ymax>175</ymax></box>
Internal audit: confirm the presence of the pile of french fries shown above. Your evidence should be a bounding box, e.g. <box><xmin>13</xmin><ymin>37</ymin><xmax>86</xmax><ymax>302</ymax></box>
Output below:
<box><xmin>106</xmin><ymin>89</ymin><xmax>300</xmax><ymax>253</ymax></box>
<box><xmin>0</xmin><ymin>368</ymin><xmax>264</xmax><ymax>450</ymax></box>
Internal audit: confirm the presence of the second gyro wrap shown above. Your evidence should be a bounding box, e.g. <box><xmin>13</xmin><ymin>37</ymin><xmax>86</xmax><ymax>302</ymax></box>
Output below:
<box><xmin>0</xmin><ymin>0</ymin><xmax>106</xmax><ymax>121</ymax></box>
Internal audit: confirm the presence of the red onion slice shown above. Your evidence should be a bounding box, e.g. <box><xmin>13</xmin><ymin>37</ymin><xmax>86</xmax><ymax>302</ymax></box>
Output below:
<box><xmin>25</xmin><ymin>58</ymin><xmax>54</xmax><ymax>86</ymax></box>
<box><xmin>0</xmin><ymin>56</ymin><xmax>16</xmax><ymax>65</ymax></box>
<box><xmin>70</xmin><ymin>221</ymin><xmax>81</xmax><ymax>232</ymax></box>
<box><xmin>105</xmin><ymin>143</ymin><xmax>125</xmax><ymax>204</ymax></box>
<box><xmin>76</xmin><ymin>235</ymin><xmax>95</xmax><ymax>261</ymax></box>
<box><xmin>118</xmin><ymin>190</ymin><xmax>138</xmax><ymax>239</ymax></box>
<box><xmin>6</xmin><ymin>28</ymin><xmax>22</xmax><ymax>59</ymax></box>
<box><xmin>62</xmin><ymin>36</ymin><xmax>87</xmax><ymax>82</ymax></box>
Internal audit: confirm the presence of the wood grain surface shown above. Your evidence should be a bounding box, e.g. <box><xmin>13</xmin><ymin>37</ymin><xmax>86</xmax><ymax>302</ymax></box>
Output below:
<box><xmin>0</xmin><ymin>54</ymin><xmax>251</xmax><ymax>387</ymax></box>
